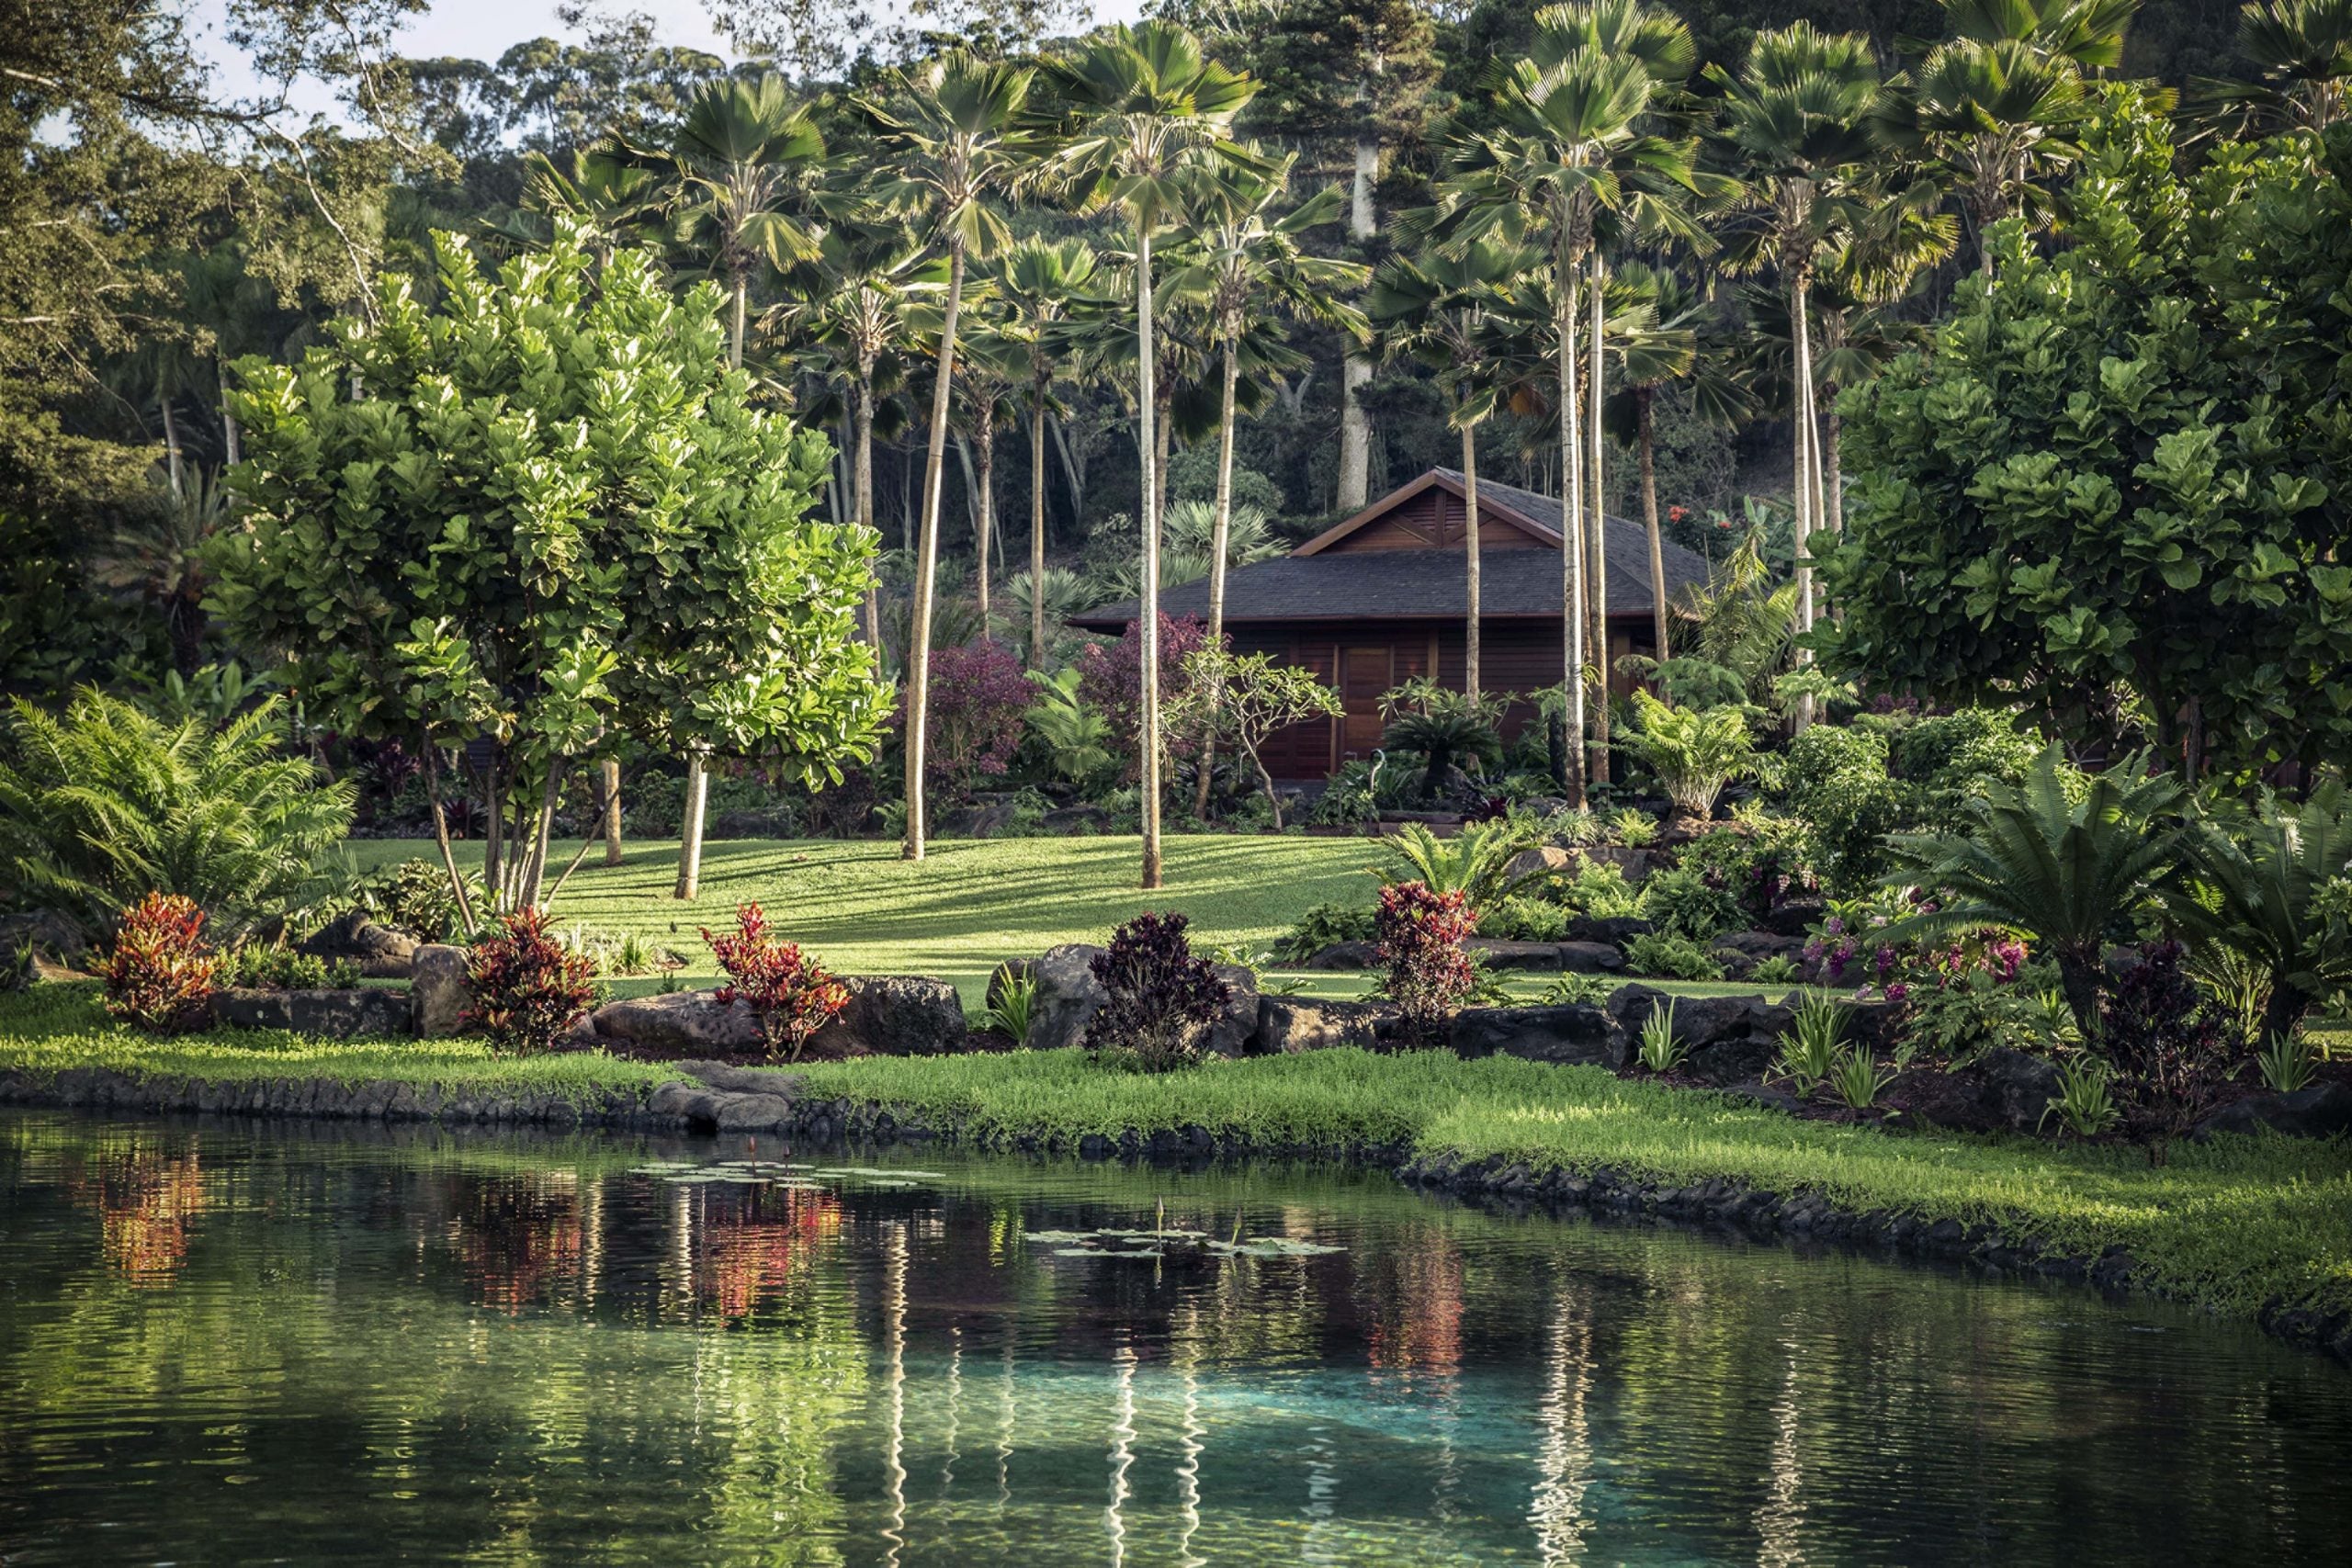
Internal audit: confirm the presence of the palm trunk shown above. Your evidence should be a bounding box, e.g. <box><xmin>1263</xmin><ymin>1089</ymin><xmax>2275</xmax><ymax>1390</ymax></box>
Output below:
<box><xmin>1587</xmin><ymin>251</ymin><xmax>1610</xmax><ymax>784</ymax></box>
<box><xmin>855</xmin><ymin>374</ymin><xmax>881</xmax><ymax>656</ymax></box>
<box><xmin>1028</xmin><ymin>400</ymin><xmax>1048</xmax><ymax>668</ymax></box>
<box><xmin>481</xmin><ymin>750</ymin><xmax>505</xmax><ymax>912</ymax></box>
<box><xmin>1335</xmin><ymin>133</ymin><xmax>1377</xmax><ymax>511</ymax></box>
<box><xmin>903</xmin><ymin>240</ymin><xmax>968</xmax><ymax>863</ymax></box>
<box><xmin>1790</xmin><ymin>269</ymin><xmax>1818</xmax><ymax>730</ymax></box>
<box><xmin>1461</xmin><ymin>419</ymin><xmax>1482</xmax><ymax>701</ymax></box>
<box><xmin>159</xmin><ymin>395</ymin><xmax>184</xmax><ymax>501</ymax></box>
<box><xmin>1637</xmin><ymin>386</ymin><xmax>1668</xmax><ymax>660</ymax></box>
<box><xmin>1556</xmin><ymin>239</ymin><xmax>1588</xmax><ymax>807</ymax></box>
<box><xmin>217</xmin><ymin>360</ymin><xmax>241</xmax><ymax>467</ymax></box>
<box><xmin>729</xmin><ymin>274</ymin><xmax>747</xmax><ymax>369</ymax></box>
<box><xmin>601</xmin><ymin>757</ymin><xmax>623</xmax><ymax>865</ymax></box>
<box><xmin>1193</xmin><ymin>338</ymin><xmax>1241</xmax><ymax>820</ymax></box>
<box><xmin>673</xmin><ymin>755</ymin><xmax>708</xmax><ymax>899</ymax></box>
<box><xmin>974</xmin><ymin>402</ymin><xmax>996</xmax><ymax>631</ymax></box>
<box><xmin>1136</xmin><ymin>224</ymin><xmax>1163</xmax><ymax>890</ymax></box>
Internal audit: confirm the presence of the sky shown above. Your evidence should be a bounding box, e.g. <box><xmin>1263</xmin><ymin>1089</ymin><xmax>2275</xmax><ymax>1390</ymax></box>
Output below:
<box><xmin>188</xmin><ymin>0</ymin><xmax>1148</xmax><ymax>117</ymax></box>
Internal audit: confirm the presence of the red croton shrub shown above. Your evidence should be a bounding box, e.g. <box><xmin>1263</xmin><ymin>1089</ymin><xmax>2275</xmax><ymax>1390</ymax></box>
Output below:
<box><xmin>1375</xmin><ymin>881</ymin><xmax>1477</xmax><ymax>1047</ymax></box>
<box><xmin>462</xmin><ymin>907</ymin><xmax>600</xmax><ymax>1055</ymax></box>
<box><xmin>703</xmin><ymin>901</ymin><xmax>851</xmax><ymax>1061</ymax></box>
<box><xmin>102</xmin><ymin>892</ymin><xmax>218</xmax><ymax>1034</ymax></box>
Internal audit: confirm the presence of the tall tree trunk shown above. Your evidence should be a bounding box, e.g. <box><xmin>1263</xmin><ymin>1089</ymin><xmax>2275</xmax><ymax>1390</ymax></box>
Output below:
<box><xmin>1556</xmin><ymin>241</ymin><xmax>1588</xmax><ymax>807</ymax></box>
<box><xmin>1587</xmin><ymin>251</ymin><xmax>1610</xmax><ymax>784</ymax></box>
<box><xmin>1637</xmin><ymin>386</ymin><xmax>1669</xmax><ymax>660</ymax></box>
<box><xmin>1335</xmin><ymin>133</ymin><xmax>1377</xmax><ymax>512</ymax></box>
<box><xmin>1028</xmin><ymin>400</ymin><xmax>1049</xmax><ymax>669</ymax></box>
<box><xmin>974</xmin><ymin>402</ymin><xmax>996</xmax><ymax>631</ymax></box>
<box><xmin>729</xmin><ymin>273</ymin><xmax>747</xmax><ymax>369</ymax></box>
<box><xmin>854</xmin><ymin>375</ymin><xmax>882</xmax><ymax>657</ymax></box>
<box><xmin>673</xmin><ymin>755</ymin><xmax>708</xmax><ymax>899</ymax></box>
<box><xmin>159</xmin><ymin>394</ymin><xmax>184</xmax><ymax>501</ymax></box>
<box><xmin>521</xmin><ymin>760</ymin><xmax>561</xmax><ymax>910</ymax></box>
<box><xmin>1461</xmin><ymin>419</ymin><xmax>1482</xmax><ymax>701</ymax></box>
<box><xmin>481</xmin><ymin>749</ymin><xmax>505</xmax><ymax>913</ymax></box>
<box><xmin>1193</xmin><ymin>338</ymin><xmax>1242</xmax><ymax>820</ymax></box>
<box><xmin>601</xmin><ymin>757</ymin><xmax>623</xmax><ymax>866</ymax></box>
<box><xmin>1790</xmin><ymin>269</ymin><xmax>1819</xmax><ymax>730</ymax></box>
<box><xmin>217</xmin><ymin>360</ymin><xmax>241</xmax><ymax>467</ymax></box>
<box><xmin>903</xmin><ymin>241</ymin><xmax>968</xmax><ymax>863</ymax></box>
<box><xmin>1136</xmin><ymin>225</ymin><xmax>1163</xmax><ymax>890</ymax></box>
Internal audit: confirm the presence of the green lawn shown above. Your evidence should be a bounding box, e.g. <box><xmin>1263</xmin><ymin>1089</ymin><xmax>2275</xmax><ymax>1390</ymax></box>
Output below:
<box><xmin>347</xmin><ymin>834</ymin><xmax>1783</xmax><ymax>1008</ymax></box>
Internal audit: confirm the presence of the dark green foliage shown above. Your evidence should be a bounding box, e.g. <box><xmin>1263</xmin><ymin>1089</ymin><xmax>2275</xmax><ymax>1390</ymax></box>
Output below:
<box><xmin>1275</xmin><ymin>899</ymin><xmax>1379</xmax><ymax>962</ymax></box>
<box><xmin>1623</xmin><ymin>931</ymin><xmax>1724</xmax><ymax>981</ymax></box>
<box><xmin>1891</xmin><ymin>708</ymin><xmax>2041</xmax><ymax>834</ymax></box>
<box><xmin>2099</xmin><ymin>941</ymin><xmax>2239</xmax><ymax>1147</ymax></box>
<box><xmin>1637</xmin><ymin>864</ymin><xmax>1742</xmax><ymax>944</ymax></box>
<box><xmin>353</xmin><ymin>858</ymin><xmax>483</xmax><ymax>944</ymax></box>
<box><xmin>1778</xmin><ymin>722</ymin><xmax>1904</xmax><ymax>896</ymax></box>
<box><xmin>1084</xmin><ymin>911</ymin><xmax>1230</xmax><ymax>1072</ymax></box>
<box><xmin>2176</xmin><ymin>781</ymin><xmax>2352</xmax><ymax>1041</ymax></box>
<box><xmin>219</xmin><ymin>947</ymin><xmax>360</xmax><ymax>991</ymax></box>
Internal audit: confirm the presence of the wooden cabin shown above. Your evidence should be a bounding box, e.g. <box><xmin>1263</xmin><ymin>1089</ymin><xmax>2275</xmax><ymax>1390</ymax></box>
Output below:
<box><xmin>1069</xmin><ymin>468</ymin><xmax>1714</xmax><ymax>782</ymax></box>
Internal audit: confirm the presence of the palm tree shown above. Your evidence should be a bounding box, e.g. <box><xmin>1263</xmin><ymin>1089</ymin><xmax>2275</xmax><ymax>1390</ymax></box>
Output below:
<box><xmin>1708</xmin><ymin>23</ymin><xmax>1883</xmax><ymax>727</ymax></box>
<box><xmin>1046</xmin><ymin>19</ymin><xmax>1258</xmax><ymax>890</ymax></box>
<box><xmin>948</xmin><ymin>301</ymin><xmax>1025</xmax><ymax>629</ymax></box>
<box><xmin>1430</xmin><ymin>2</ymin><xmax>1702</xmax><ymax>803</ymax></box>
<box><xmin>862</xmin><ymin>50</ymin><xmax>1035</xmax><ymax>863</ymax></box>
<box><xmin>989</xmin><ymin>236</ymin><xmax>1102</xmax><ymax>668</ymax></box>
<box><xmin>91</xmin><ymin>473</ymin><xmax>229</xmax><ymax>677</ymax></box>
<box><xmin>1368</xmin><ymin>238</ymin><xmax>1540</xmax><ymax>698</ymax></box>
<box><xmin>2197</xmin><ymin>0</ymin><xmax>2352</xmax><ymax>132</ymax></box>
<box><xmin>1166</xmin><ymin>149</ymin><xmax>1365</xmax><ymax>817</ymax></box>
<box><xmin>503</xmin><ymin>147</ymin><xmax>662</xmax><ymax>264</ymax></box>
<box><xmin>1602</xmin><ymin>260</ymin><xmax>1751</xmax><ymax>659</ymax></box>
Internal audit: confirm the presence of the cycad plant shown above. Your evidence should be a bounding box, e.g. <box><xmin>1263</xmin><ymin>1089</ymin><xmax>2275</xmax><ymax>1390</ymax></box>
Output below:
<box><xmin>1046</xmin><ymin>19</ymin><xmax>1258</xmax><ymax>890</ymax></box>
<box><xmin>1886</xmin><ymin>745</ymin><xmax>2187</xmax><ymax>1036</ymax></box>
<box><xmin>1383</xmin><ymin>819</ymin><xmax>1539</xmax><ymax>915</ymax></box>
<box><xmin>2175</xmin><ymin>781</ymin><xmax>2352</xmax><ymax>1043</ymax></box>
<box><xmin>0</xmin><ymin>690</ymin><xmax>355</xmax><ymax>931</ymax></box>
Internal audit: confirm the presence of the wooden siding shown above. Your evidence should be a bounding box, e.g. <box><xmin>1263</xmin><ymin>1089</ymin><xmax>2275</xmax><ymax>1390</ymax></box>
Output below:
<box><xmin>1327</xmin><ymin>482</ymin><xmax>1547</xmax><ymax>553</ymax></box>
<box><xmin>1237</xmin><ymin>615</ymin><xmax>1657</xmax><ymax>781</ymax></box>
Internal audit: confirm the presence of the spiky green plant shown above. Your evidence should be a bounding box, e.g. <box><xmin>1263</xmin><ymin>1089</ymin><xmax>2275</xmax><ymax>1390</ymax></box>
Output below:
<box><xmin>1636</xmin><ymin>998</ymin><xmax>1688</xmax><ymax>1074</ymax></box>
<box><xmin>2256</xmin><ymin>1032</ymin><xmax>2319</xmax><ymax>1095</ymax></box>
<box><xmin>0</xmin><ymin>690</ymin><xmax>354</xmax><ymax>930</ymax></box>
<box><xmin>1381</xmin><ymin>820</ymin><xmax>1538</xmax><ymax>915</ymax></box>
<box><xmin>1826</xmin><ymin>1046</ymin><xmax>1894</xmax><ymax>1110</ymax></box>
<box><xmin>1620</xmin><ymin>690</ymin><xmax>1756</xmax><ymax>819</ymax></box>
<box><xmin>2040</xmin><ymin>1056</ymin><xmax>2120</xmax><ymax>1139</ymax></box>
<box><xmin>2175</xmin><ymin>780</ymin><xmax>2352</xmax><ymax>1043</ymax></box>
<box><xmin>1885</xmin><ymin>744</ymin><xmax>2186</xmax><ymax>1037</ymax></box>
<box><xmin>1772</xmin><ymin>991</ymin><xmax>1848</xmax><ymax>1096</ymax></box>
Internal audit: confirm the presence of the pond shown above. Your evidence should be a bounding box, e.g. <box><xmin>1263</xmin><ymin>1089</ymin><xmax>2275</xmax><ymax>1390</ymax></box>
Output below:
<box><xmin>1</xmin><ymin>1111</ymin><xmax>2346</xmax><ymax>1565</ymax></box>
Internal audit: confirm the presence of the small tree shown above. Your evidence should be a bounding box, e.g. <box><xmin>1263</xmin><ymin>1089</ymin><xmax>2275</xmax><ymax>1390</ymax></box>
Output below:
<box><xmin>1083</xmin><ymin>910</ymin><xmax>1229</xmax><ymax>1072</ymax></box>
<box><xmin>703</xmin><ymin>901</ymin><xmax>851</xmax><ymax>1061</ymax></box>
<box><xmin>212</xmin><ymin>220</ymin><xmax>887</xmax><ymax>922</ymax></box>
<box><xmin>1375</xmin><ymin>880</ymin><xmax>1477</xmax><ymax>1048</ymax></box>
<box><xmin>1171</xmin><ymin>649</ymin><xmax>1340</xmax><ymax>828</ymax></box>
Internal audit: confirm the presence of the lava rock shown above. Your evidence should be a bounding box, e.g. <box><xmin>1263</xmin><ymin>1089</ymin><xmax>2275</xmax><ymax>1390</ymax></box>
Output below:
<box><xmin>1465</xmin><ymin>939</ymin><xmax>1564</xmax><ymax>972</ymax></box>
<box><xmin>1555</xmin><ymin>941</ymin><xmax>1627</xmax><ymax>974</ymax></box>
<box><xmin>297</xmin><ymin>911</ymin><xmax>419</xmax><ymax>977</ymax></box>
<box><xmin>1503</xmin><ymin>845</ymin><xmax>1580</xmax><ymax>883</ymax></box>
<box><xmin>1302</xmin><ymin>941</ymin><xmax>1380</xmax><ymax>970</ymax></box>
<box><xmin>1450</xmin><ymin>1003</ymin><xmax>1622</xmax><ymax>1067</ymax></box>
<box><xmin>409</xmin><ymin>944</ymin><xmax>472</xmax><ymax>1037</ymax></box>
<box><xmin>1026</xmin><ymin>942</ymin><xmax>1257</xmax><ymax>1055</ymax></box>
<box><xmin>1565</xmin><ymin>915</ymin><xmax>1654</xmax><ymax>945</ymax></box>
<box><xmin>212</xmin><ymin>986</ymin><xmax>416</xmax><ymax>1039</ymax></box>
<box><xmin>1975</xmin><ymin>1047</ymin><xmax>2064</xmax><ymax>1132</ymax></box>
<box><xmin>0</xmin><ymin>908</ymin><xmax>90</xmax><ymax>965</ymax></box>
<box><xmin>590</xmin><ymin>989</ymin><xmax>763</xmax><ymax>1054</ymax></box>
<box><xmin>1707</xmin><ymin>930</ymin><xmax>1801</xmax><ymax>979</ymax></box>
<box><xmin>2195</xmin><ymin>1081</ymin><xmax>2352</xmax><ymax>1141</ymax></box>
<box><xmin>808</xmin><ymin>975</ymin><xmax>968</xmax><ymax>1056</ymax></box>
<box><xmin>1255</xmin><ymin>996</ymin><xmax>1392</xmax><ymax>1054</ymax></box>
<box><xmin>1040</xmin><ymin>805</ymin><xmax>1111</xmax><ymax>834</ymax></box>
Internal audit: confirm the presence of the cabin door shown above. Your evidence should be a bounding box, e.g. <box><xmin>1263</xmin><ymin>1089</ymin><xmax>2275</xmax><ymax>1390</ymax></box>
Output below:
<box><xmin>1339</xmin><ymin>646</ymin><xmax>1390</xmax><ymax>761</ymax></box>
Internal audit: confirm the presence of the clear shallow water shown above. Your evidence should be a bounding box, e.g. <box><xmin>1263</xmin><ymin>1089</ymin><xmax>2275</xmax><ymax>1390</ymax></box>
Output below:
<box><xmin>1</xmin><ymin>1112</ymin><xmax>2346</xmax><ymax>1566</ymax></box>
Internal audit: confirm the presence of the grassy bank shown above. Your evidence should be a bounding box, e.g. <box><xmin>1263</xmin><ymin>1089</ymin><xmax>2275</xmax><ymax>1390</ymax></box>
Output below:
<box><xmin>0</xmin><ymin>987</ymin><xmax>671</xmax><ymax>1100</ymax></box>
<box><xmin>792</xmin><ymin>1048</ymin><xmax>2352</xmax><ymax>1322</ymax></box>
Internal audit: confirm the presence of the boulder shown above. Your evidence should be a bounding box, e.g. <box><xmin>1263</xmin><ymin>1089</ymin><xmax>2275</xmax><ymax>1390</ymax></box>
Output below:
<box><xmin>298</xmin><ymin>911</ymin><xmax>419</xmax><ymax>978</ymax></box>
<box><xmin>807</xmin><ymin>975</ymin><xmax>967</xmax><ymax>1056</ymax></box>
<box><xmin>1464</xmin><ymin>939</ymin><xmax>1563</xmax><ymax>972</ymax></box>
<box><xmin>1576</xmin><ymin>845</ymin><xmax>1657</xmax><ymax>886</ymax></box>
<box><xmin>1504</xmin><ymin>845</ymin><xmax>1579</xmax><ymax>883</ymax></box>
<box><xmin>1762</xmin><ymin>897</ymin><xmax>1825</xmax><ymax>938</ymax></box>
<box><xmin>1565</xmin><ymin>915</ymin><xmax>1653</xmax><ymax>946</ymax></box>
<box><xmin>410</xmin><ymin>944</ymin><xmax>472</xmax><ymax>1037</ymax></box>
<box><xmin>212</xmin><ymin>986</ymin><xmax>415</xmax><ymax>1039</ymax></box>
<box><xmin>2195</xmin><ymin>1081</ymin><xmax>2352</xmax><ymax>1141</ymax></box>
<box><xmin>1303</xmin><ymin>941</ymin><xmax>1380</xmax><ymax>970</ymax></box>
<box><xmin>1256</xmin><ymin>996</ymin><xmax>1392</xmax><ymax>1054</ymax></box>
<box><xmin>1707</xmin><ymin>930</ymin><xmax>1802</xmax><ymax>979</ymax></box>
<box><xmin>1975</xmin><ymin>1047</ymin><xmax>2064</xmax><ymax>1132</ymax></box>
<box><xmin>589</xmin><ymin>989</ymin><xmax>762</xmax><ymax>1054</ymax></box>
<box><xmin>0</xmin><ymin>908</ymin><xmax>90</xmax><ymax>965</ymax></box>
<box><xmin>1025</xmin><ymin>942</ymin><xmax>1258</xmax><ymax>1055</ymax></box>
<box><xmin>1556</xmin><ymin>941</ymin><xmax>1626</xmax><ymax>974</ymax></box>
<box><xmin>1451</xmin><ymin>1003</ymin><xmax>1621</xmax><ymax>1067</ymax></box>
<box><xmin>937</xmin><ymin>799</ymin><xmax>1020</xmax><ymax>839</ymax></box>
<box><xmin>1607</xmin><ymin>985</ymin><xmax>1798</xmax><ymax>1086</ymax></box>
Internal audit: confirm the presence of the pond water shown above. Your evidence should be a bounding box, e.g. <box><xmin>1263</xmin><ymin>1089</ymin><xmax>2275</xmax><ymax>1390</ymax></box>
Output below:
<box><xmin>2</xmin><ymin>1111</ymin><xmax>2346</xmax><ymax>1565</ymax></box>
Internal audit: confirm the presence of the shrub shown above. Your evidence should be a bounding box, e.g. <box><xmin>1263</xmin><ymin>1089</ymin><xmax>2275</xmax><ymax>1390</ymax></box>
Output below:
<box><xmin>703</xmin><ymin>901</ymin><xmax>852</xmax><ymax>1062</ymax></box>
<box><xmin>2098</xmin><ymin>940</ymin><xmax>2238</xmax><ymax>1148</ymax></box>
<box><xmin>903</xmin><ymin>639</ymin><xmax>1032</xmax><ymax>799</ymax></box>
<box><xmin>1274</xmin><ymin>899</ymin><xmax>1379</xmax><ymax>963</ymax></box>
<box><xmin>1678</xmin><ymin>821</ymin><xmax>1818</xmax><ymax>928</ymax></box>
<box><xmin>1084</xmin><ymin>910</ymin><xmax>1230</xmax><ymax>1071</ymax></box>
<box><xmin>102</xmin><ymin>892</ymin><xmax>217</xmax><ymax>1034</ymax></box>
<box><xmin>1482</xmin><ymin>895</ymin><xmax>1569</xmax><ymax>942</ymax></box>
<box><xmin>354</xmin><ymin>857</ymin><xmax>483</xmax><ymax>942</ymax></box>
<box><xmin>0</xmin><ymin>690</ymin><xmax>355</xmax><ymax>930</ymax></box>
<box><xmin>1374</xmin><ymin>881</ymin><xmax>1478</xmax><ymax>1047</ymax></box>
<box><xmin>1561</xmin><ymin>862</ymin><xmax>1640</xmax><ymax>919</ymax></box>
<box><xmin>1772</xmin><ymin>992</ymin><xmax>1849</xmax><ymax>1097</ymax></box>
<box><xmin>1893</xmin><ymin>707</ymin><xmax>2039</xmax><ymax>833</ymax></box>
<box><xmin>219</xmin><ymin>946</ymin><xmax>360</xmax><ymax>991</ymax></box>
<box><xmin>1609</xmin><ymin>808</ymin><xmax>1659</xmax><ymax>848</ymax></box>
<box><xmin>1779</xmin><ymin>721</ymin><xmax>1903</xmax><ymax>896</ymax></box>
<box><xmin>1379</xmin><ymin>686</ymin><xmax>1505</xmax><ymax>798</ymax></box>
<box><xmin>462</xmin><ymin>907</ymin><xmax>601</xmax><ymax>1055</ymax></box>
<box><xmin>1623</xmin><ymin>931</ymin><xmax>1724</xmax><ymax>981</ymax></box>
<box><xmin>1637</xmin><ymin>864</ymin><xmax>1742</xmax><ymax>944</ymax></box>
<box><xmin>1077</xmin><ymin>613</ymin><xmax>1210</xmax><ymax>762</ymax></box>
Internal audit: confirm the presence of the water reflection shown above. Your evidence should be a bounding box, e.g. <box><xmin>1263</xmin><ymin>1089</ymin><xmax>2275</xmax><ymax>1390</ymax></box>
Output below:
<box><xmin>1</xmin><ymin>1111</ymin><xmax>2348</xmax><ymax>1567</ymax></box>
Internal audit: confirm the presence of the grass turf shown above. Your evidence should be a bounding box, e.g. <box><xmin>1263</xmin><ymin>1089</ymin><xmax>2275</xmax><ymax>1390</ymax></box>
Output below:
<box><xmin>344</xmin><ymin>834</ymin><xmax>1781</xmax><ymax>1008</ymax></box>
<box><xmin>5</xmin><ymin>983</ymin><xmax>2346</xmax><ymax>1324</ymax></box>
<box><xmin>790</xmin><ymin>1046</ymin><xmax>2352</xmax><ymax>1321</ymax></box>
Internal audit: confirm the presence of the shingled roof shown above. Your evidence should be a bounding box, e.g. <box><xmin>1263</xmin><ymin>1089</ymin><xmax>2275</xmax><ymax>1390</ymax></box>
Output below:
<box><xmin>1070</xmin><ymin>468</ymin><xmax>1712</xmax><ymax>631</ymax></box>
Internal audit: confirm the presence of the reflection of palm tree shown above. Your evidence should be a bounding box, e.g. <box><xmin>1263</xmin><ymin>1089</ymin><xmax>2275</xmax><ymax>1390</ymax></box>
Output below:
<box><xmin>92</xmin><ymin>471</ymin><xmax>228</xmax><ymax>675</ymax></box>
